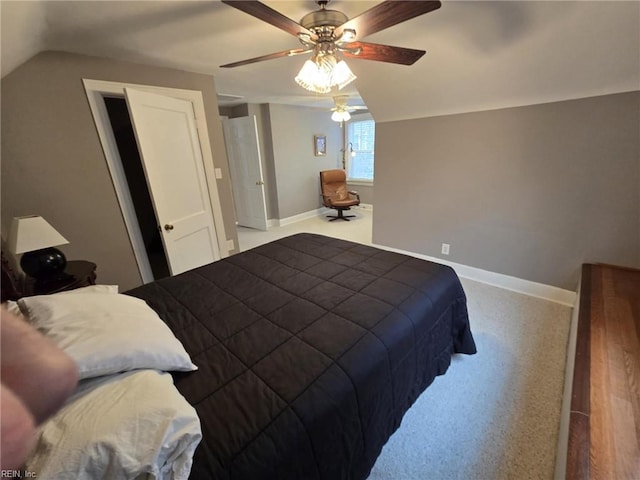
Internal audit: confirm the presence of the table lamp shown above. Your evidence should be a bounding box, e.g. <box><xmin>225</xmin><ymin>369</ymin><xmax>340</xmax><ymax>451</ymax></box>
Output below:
<box><xmin>7</xmin><ymin>215</ymin><xmax>71</xmax><ymax>283</ymax></box>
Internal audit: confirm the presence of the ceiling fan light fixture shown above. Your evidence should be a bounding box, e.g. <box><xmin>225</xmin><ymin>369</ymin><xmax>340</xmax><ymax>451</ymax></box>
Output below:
<box><xmin>331</xmin><ymin>109</ymin><xmax>351</xmax><ymax>122</ymax></box>
<box><xmin>294</xmin><ymin>53</ymin><xmax>356</xmax><ymax>94</ymax></box>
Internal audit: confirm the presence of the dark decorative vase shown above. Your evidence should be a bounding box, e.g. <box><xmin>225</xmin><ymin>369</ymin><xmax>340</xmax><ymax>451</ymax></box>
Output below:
<box><xmin>20</xmin><ymin>247</ymin><xmax>69</xmax><ymax>282</ymax></box>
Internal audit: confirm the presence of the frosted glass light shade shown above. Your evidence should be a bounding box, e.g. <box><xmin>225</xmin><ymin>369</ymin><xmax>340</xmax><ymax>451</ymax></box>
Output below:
<box><xmin>295</xmin><ymin>54</ymin><xmax>357</xmax><ymax>94</ymax></box>
<box><xmin>295</xmin><ymin>59</ymin><xmax>332</xmax><ymax>94</ymax></box>
<box><xmin>331</xmin><ymin>60</ymin><xmax>357</xmax><ymax>90</ymax></box>
<box><xmin>331</xmin><ymin>110</ymin><xmax>351</xmax><ymax>122</ymax></box>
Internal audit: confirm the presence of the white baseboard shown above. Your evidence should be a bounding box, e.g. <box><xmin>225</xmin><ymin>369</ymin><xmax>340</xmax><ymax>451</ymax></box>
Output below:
<box><xmin>372</xmin><ymin>243</ymin><xmax>577</xmax><ymax>306</ymax></box>
<box><xmin>274</xmin><ymin>208</ymin><xmax>330</xmax><ymax>227</ymax></box>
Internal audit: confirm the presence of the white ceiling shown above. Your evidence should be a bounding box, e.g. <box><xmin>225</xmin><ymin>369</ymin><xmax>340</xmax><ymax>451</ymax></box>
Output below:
<box><xmin>1</xmin><ymin>1</ymin><xmax>638</xmax><ymax>122</ymax></box>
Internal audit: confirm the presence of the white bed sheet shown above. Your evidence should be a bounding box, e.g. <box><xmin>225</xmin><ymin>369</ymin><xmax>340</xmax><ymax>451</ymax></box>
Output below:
<box><xmin>26</xmin><ymin>369</ymin><xmax>202</xmax><ymax>480</ymax></box>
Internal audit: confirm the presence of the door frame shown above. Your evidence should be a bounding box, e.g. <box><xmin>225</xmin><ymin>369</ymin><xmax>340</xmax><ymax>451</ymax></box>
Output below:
<box><xmin>83</xmin><ymin>79</ymin><xmax>229</xmax><ymax>283</ymax></box>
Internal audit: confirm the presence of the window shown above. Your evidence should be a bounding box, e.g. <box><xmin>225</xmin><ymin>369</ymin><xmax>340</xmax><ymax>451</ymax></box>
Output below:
<box><xmin>346</xmin><ymin>118</ymin><xmax>375</xmax><ymax>183</ymax></box>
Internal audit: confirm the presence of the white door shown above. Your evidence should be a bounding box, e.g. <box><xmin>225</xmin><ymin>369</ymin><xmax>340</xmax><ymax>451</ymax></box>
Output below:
<box><xmin>222</xmin><ymin>116</ymin><xmax>268</xmax><ymax>230</ymax></box>
<box><xmin>124</xmin><ymin>88</ymin><xmax>220</xmax><ymax>275</ymax></box>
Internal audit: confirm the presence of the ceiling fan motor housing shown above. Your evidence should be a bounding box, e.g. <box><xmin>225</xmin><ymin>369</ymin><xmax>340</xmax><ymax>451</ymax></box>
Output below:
<box><xmin>299</xmin><ymin>8</ymin><xmax>356</xmax><ymax>54</ymax></box>
<box><xmin>300</xmin><ymin>9</ymin><xmax>347</xmax><ymax>30</ymax></box>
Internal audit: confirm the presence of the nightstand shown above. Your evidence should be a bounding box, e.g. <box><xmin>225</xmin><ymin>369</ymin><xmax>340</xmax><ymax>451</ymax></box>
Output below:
<box><xmin>28</xmin><ymin>260</ymin><xmax>97</xmax><ymax>296</ymax></box>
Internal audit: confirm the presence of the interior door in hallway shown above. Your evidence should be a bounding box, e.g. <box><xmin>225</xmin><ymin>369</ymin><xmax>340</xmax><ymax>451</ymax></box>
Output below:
<box><xmin>124</xmin><ymin>88</ymin><xmax>220</xmax><ymax>275</ymax></box>
<box><xmin>222</xmin><ymin>116</ymin><xmax>268</xmax><ymax>231</ymax></box>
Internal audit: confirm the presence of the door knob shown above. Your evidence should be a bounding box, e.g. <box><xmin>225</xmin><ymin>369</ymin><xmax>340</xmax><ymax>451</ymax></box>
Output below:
<box><xmin>256</xmin><ymin>180</ymin><xmax>264</xmax><ymax>185</ymax></box>
<box><xmin>164</xmin><ymin>224</ymin><xmax>174</xmax><ymax>231</ymax></box>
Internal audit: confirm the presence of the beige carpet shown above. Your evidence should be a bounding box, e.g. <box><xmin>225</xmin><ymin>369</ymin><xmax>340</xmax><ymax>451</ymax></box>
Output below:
<box><xmin>237</xmin><ymin>208</ymin><xmax>573</xmax><ymax>480</ymax></box>
<box><xmin>368</xmin><ymin>278</ymin><xmax>571</xmax><ymax>480</ymax></box>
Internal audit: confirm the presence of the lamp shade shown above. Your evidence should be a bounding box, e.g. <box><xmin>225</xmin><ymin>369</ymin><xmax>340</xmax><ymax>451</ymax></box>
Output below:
<box><xmin>7</xmin><ymin>215</ymin><xmax>69</xmax><ymax>254</ymax></box>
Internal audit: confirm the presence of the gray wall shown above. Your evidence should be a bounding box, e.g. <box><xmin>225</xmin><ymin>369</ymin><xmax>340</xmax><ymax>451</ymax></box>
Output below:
<box><xmin>373</xmin><ymin>91</ymin><xmax>640</xmax><ymax>290</ymax></box>
<box><xmin>1</xmin><ymin>51</ymin><xmax>238</xmax><ymax>291</ymax></box>
<box><xmin>267</xmin><ymin>104</ymin><xmax>343</xmax><ymax>219</ymax></box>
<box><xmin>347</xmin><ymin>183</ymin><xmax>373</xmax><ymax>205</ymax></box>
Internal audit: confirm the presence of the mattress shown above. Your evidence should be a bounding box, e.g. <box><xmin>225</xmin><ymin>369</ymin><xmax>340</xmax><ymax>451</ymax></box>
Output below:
<box><xmin>126</xmin><ymin>233</ymin><xmax>476</xmax><ymax>479</ymax></box>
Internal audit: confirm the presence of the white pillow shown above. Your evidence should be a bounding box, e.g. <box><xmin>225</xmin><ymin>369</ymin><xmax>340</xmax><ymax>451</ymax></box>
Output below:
<box><xmin>56</xmin><ymin>284</ymin><xmax>119</xmax><ymax>295</ymax></box>
<box><xmin>26</xmin><ymin>369</ymin><xmax>202</xmax><ymax>480</ymax></box>
<box><xmin>18</xmin><ymin>293</ymin><xmax>197</xmax><ymax>379</ymax></box>
<box><xmin>2</xmin><ymin>285</ymin><xmax>118</xmax><ymax>320</ymax></box>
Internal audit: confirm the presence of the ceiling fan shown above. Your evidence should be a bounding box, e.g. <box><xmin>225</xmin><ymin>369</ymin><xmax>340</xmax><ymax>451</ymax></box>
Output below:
<box><xmin>220</xmin><ymin>0</ymin><xmax>442</xmax><ymax>93</ymax></box>
<box><xmin>330</xmin><ymin>95</ymin><xmax>367</xmax><ymax>122</ymax></box>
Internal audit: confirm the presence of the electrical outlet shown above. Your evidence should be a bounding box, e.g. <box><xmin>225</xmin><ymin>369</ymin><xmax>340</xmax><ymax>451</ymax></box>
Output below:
<box><xmin>441</xmin><ymin>243</ymin><xmax>450</xmax><ymax>255</ymax></box>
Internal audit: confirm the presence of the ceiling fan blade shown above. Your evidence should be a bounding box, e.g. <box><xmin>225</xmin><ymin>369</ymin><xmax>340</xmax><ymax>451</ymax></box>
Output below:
<box><xmin>337</xmin><ymin>1</ymin><xmax>441</xmax><ymax>40</ymax></box>
<box><xmin>342</xmin><ymin>42</ymin><xmax>426</xmax><ymax>65</ymax></box>
<box><xmin>221</xmin><ymin>0</ymin><xmax>313</xmax><ymax>37</ymax></box>
<box><xmin>220</xmin><ymin>48</ymin><xmax>311</xmax><ymax>68</ymax></box>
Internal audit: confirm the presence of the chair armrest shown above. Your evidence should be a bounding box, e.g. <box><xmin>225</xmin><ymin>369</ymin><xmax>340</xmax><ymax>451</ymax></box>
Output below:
<box><xmin>348</xmin><ymin>190</ymin><xmax>360</xmax><ymax>201</ymax></box>
<box><xmin>321</xmin><ymin>194</ymin><xmax>334</xmax><ymax>207</ymax></box>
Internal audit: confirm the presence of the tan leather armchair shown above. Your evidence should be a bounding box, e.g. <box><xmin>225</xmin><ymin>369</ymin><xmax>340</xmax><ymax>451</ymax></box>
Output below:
<box><xmin>319</xmin><ymin>169</ymin><xmax>360</xmax><ymax>221</ymax></box>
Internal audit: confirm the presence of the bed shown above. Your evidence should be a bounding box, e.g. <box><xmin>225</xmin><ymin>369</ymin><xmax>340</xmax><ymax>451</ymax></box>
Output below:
<box><xmin>6</xmin><ymin>233</ymin><xmax>475</xmax><ymax>478</ymax></box>
<box><xmin>124</xmin><ymin>233</ymin><xmax>477</xmax><ymax>479</ymax></box>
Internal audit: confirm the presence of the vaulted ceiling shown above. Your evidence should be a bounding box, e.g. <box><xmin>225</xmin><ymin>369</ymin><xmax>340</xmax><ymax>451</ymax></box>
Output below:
<box><xmin>1</xmin><ymin>1</ymin><xmax>638</xmax><ymax>122</ymax></box>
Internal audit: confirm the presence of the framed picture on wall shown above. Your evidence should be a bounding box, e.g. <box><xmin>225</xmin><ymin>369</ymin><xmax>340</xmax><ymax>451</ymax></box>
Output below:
<box><xmin>314</xmin><ymin>135</ymin><xmax>326</xmax><ymax>156</ymax></box>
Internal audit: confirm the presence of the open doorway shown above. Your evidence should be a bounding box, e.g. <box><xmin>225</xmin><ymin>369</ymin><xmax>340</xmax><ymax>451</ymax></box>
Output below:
<box><xmin>84</xmin><ymin>79</ymin><xmax>230</xmax><ymax>284</ymax></box>
<box><xmin>103</xmin><ymin>97</ymin><xmax>170</xmax><ymax>280</ymax></box>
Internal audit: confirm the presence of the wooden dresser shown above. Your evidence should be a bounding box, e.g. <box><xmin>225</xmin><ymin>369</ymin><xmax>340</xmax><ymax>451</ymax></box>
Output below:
<box><xmin>566</xmin><ymin>263</ymin><xmax>640</xmax><ymax>479</ymax></box>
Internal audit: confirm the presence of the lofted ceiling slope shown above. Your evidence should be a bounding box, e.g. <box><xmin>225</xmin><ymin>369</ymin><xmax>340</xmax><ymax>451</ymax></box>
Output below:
<box><xmin>1</xmin><ymin>1</ymin><xmax>638</xmax><ymax>122</ymax></box>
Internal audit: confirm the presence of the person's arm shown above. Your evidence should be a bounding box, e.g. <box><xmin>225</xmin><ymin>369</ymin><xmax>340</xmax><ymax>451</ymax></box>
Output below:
<box><xmin>1</xmin><ymin>307</ymin><xmax>78</xmax><ymax>469</ymax></box>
